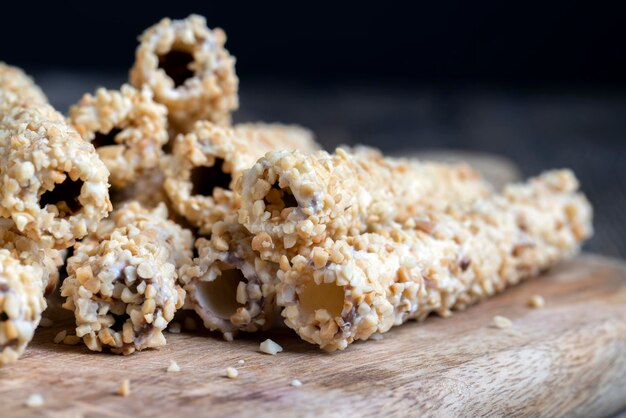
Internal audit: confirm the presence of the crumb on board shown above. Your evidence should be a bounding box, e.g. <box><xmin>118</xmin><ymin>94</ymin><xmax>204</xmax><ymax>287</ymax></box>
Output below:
<box><xmin>238</xmin><ymin>359</ymin><xmax>245</xmax><ymax>365</ymax></box>
<box><xmin>168</xmin><ymin>322</ymin><xmax>181</xmax><ymax>334</ymax></box>
<box><xmin>24</xmin><ymin>393</ymin><xmax>44</xmax><ymax>408</ymax></box>
<box><xmin>225</xmin><ymin>367</ymin><xmax>238</xmax><ymax>379</ymax></box>
<box><xmin>223</xmin><ymin>332</ymin><xmax>234</xmax><ymax>342</ymax></box>
<box><xmin>118</xmin><ymin>379</ymin><xmax>131</xmax><ymax>397</ymax></box>
<box><xmin>291</xmin><ymin>379</ymin><xmax>302</xmax><ymax>387</ymax></box>
<box><xmin>528</xmin><ymin>294</ymin><xmax>545</xmax><ymax>308</ymax></box>
<box><xmin>39</xmin><ymin>317</ymin><xmax>53</xmax><ymax>328</ymax></box>
<box><xmin>491</xmin><ymin>315</ymin><xmax>513</xmax><ymax>329</ymax></box>
<box><xmin>63</xmin><ymin>335</ymin><xmax>81</xmax><ymax>346</ymax></box>
<box><xmin>369</xmin><ymin>333</ymin><xmax>384</xmax><ymax>341</ymax></box>
<box><xmin>167</xmin><ymin>360</ymin><xmax>181</xmax><ymax>373</ymax></box>
<box><xmin>53</xmin><ymin>330</ymin><xmax>67</xmax><ymax>344</ymax></box>
<box><xmin>259</xmin><ymin>339</ymin><xmax>283</xmax><ymax>355</ymax></box>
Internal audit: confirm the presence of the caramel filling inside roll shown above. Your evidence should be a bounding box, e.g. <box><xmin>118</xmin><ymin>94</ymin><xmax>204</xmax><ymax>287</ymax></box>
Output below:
<box><xmin>190</xmin><ymin>158</ymin><xmax>232</xmax><ymax>196</ymax></box>
<box><xmin>158</xmin><ymin>50</ymin><xmax>194</xmax><ymax>88</ymax></box>
<box><xmin>40</xmin><ymin>177</ymin><xmax>84</xmax><ymax>217</ymax></box>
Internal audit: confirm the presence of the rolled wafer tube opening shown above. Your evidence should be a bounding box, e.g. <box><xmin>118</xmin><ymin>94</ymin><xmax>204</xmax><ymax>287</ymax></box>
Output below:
<box><xmin>264</xmin><ymin>183</ymin><xmax>298</xmax><ymax>210</ymax></box>
<box><xmin>40</xmin><ymin>177</ymin><xmax>84</xmax><ymax>217</ymax></box>
<box><xmin>298</xmin><ymin>282</ymin><xmax>345</xmax><ymax>319</ymax></box>
<box><xmin>195</xmin><ymin>268</ymin><xmax>245</xmax><ymax>319</ymax></box>
<box><xmin>92</xmin><ymin>127</ymin><xmax>122</xmax><ymax>149</ymax></box>
<box><xmin>158</xmin><ymin>49</ymin><xmax>194</xmax><ymax>87</ymax></box>
<box><xmin>190</xmin><ymin>158</ymin><xmax>232</xmax><ymax>196</ymax></box>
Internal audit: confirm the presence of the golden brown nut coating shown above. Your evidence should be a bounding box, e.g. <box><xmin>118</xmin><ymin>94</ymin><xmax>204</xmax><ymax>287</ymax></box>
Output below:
<box><xmin>130</xmin><ymin>15</ymin><xmax>238</xmax><ymax>132</ymax></box>
<box><xmin>69</xmin><ymin>85</ymin><xmax>169</xmax><ymax>188</ymax></box>
<box><xmin>0</xmin><ymin>62</ymin><xmax>48</xmax><ymax>109</ymax></box>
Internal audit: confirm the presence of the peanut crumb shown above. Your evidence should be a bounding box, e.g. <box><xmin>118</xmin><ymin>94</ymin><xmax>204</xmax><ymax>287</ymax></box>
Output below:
<box><xmin>491</xmin><ymin>315</ymin><xmax>513</xmax><ymax>329</ymax></box>
<box><xmin>259</xmin><ymin>339</ymin><xmax>283</xmax><ymax>355</ymax></box>
<box><xmin>369</xmin><ymin>333</ymin><xmax>384</xmax><ymax>341</ymax></box>
<box><xmin>223</xmin><ymin>332</ymin><xmax>234</xmax><ymax>342</ymax></box>
<box><xmin>118</xmin><ymin>379</ymin><xmax>130</xmax><ymax>397</ymax></box>
<box><xmin>39</xmin><ymin>317</ymin><xmax>53</xmax><ymax>327</ymax></box>
<box><xmin>528</xmin><ymin>294</ymin><xmax>545</xmax><ymax>308</ymax></box>
<box><xmin>225</xmin><ymin>367</ymin><xmax>238</xmax><ymax>379</ymax></box>
<box><xmin>291</xmin><ymin>379</ymin><xmax>302</xmax><ymax>387</ymax></box>
<box><xmin>63</xmin><ymin>335</ymin><xmax>81</xmax><ymax>346</ymax></box>
<box><xmin>53</xmin><ymin>330</ymin><xmax>67</xmax><ymax>344</ymax></box>
<box><xmin>25</xmin><ymin>393</ymin><xmax>44</xmax><ymax>408</ymax></box>
<box><xmin>238</xmin><ymin>359</ymin><xmax>245</xmax><ymax>365</ymax></box>
<box><xmin>167</xmin><ymin>360</ymin><xmax>181</xmax><ymax>373</ymax></box>
<box><xmin>168</xmin><ymin>322</ymin><xmax>181</xmax><ymax>334</ymax></box>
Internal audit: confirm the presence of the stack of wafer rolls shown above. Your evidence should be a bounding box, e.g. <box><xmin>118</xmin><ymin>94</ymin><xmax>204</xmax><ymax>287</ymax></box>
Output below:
<box><xmin>61</xmin><ymin>202</ymin><xmax>192</xmax><ymax>354</ymax></box>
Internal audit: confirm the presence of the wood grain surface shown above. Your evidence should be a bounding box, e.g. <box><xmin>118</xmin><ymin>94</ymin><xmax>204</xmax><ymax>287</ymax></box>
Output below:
<box><xmin>1</xmin><ymin>254</ymin><xmax>625</xmax><ymax>417</ymax></box>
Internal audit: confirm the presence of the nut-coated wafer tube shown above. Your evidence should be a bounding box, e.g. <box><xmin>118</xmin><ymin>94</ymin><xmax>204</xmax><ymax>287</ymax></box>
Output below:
<box><xmin>60</xmin><ymin>202</ymin><xmax>193</xmax><ymax>354</ymax></box>
<box><xmin>68</xmin><ymin>85</ymin><xmax>169</xmax><ymax>188</ymax></box>
<box><xmin>237</xmin><ymin>148</ymin><xmax>491</xmax><ymax>262</ymax></box>
<box><xmin>0</xmin><ymin>62</ymin><xmax>48</xmax><ymax>110</ymax></box>
<box><xmin>276</xmin><ymin>170</ymin><xmax>592</xmax><ymax>351</ymax></box>
<box><xmin>0</xmin><ymin>102</ymin><xmax>112</xmax><ymax>249</ymax></box>
<box><xmin>180</xmin><ymin>215</ymin><xmax>278</xmax><ymax>336</ymax></box>
<box><xmin>163</xmin><ymin>121</ymin><xmax>318</xmax><ymax>233</ymax></box>
<box><xmin>130</xmin><ymin>15</ymin><xmax>238</xmax><ymax>132</ymax></box>
<box><xmin>0</xmin><ymin>249</ymin><xmax>46</xmax><ymax>365</ymax></box>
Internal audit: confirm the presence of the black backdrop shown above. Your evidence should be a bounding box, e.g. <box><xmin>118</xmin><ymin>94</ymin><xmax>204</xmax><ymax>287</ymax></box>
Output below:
<box><xmin>2</xmin><ymin>1</ymin><xmax>626</xmax><ymax>85</ymax></box>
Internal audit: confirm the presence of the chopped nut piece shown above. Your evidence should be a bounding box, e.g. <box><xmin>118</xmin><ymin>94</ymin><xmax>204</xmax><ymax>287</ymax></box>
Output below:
<box><xmin>528</xmin><ymin>294</ymin><xmax>545</xmax><ymax>308</ymax></box>
<box><xmin>118</xmin><ymin>379</ymin><xmax>131</xmax><ymax>397</ymax></box>
<box><xmin>53</xmin><ymin>330</ymin><xmax>67</xmax><ymax>344</ymax></box>
<box><xmin>168</xmin><ymin>322</ymin><xmax>181</xmax><ymax>334</ymax></box>
<box><xmin>492</xmin><ymin>315</ymin><xmax>513</xmax><ymax>329</ymax></box>
<box><xmin>62</xmin><ymin>335</ymin><xmax>82</xmax><ymax>346</ymax></box>
<box><xmin>223</xmin><ymin>332</ymin><xmax>234</xmax><ymax>342</ymax></box>
<box><xmin>38</xmin><ymin>317</ymin><xmax>53</xmax><ymax>328</ymax></box>
<box><xmin>237</xmin><ymin>359</ymin><xmax>245</xmax><ymax>365</ymax></box>
<box><xmin>167</xmin><ymin>360</ymin><xmax>181</xmax><ymax>373</ymax></box>
<box><xmin>259</xmin><ymin>339</ymin><xmax>283</xmax><ymax>355</ymax></box>
<box><xmin>225</xmin><ymin>367</ymin><xmax>238</xmax><ymax>379</ymax></box>
<box><xmin>291</xmin><ymin>379</ymin><xmax>302</xmax><ymax>387</ymax></box>
<box><xmin>24</xmin><ymin>393</ymin><xmax>44</xmax><ymax>408</ymax></box>
<box><xmin>369</xmin><ymin>333</ymin><xmax>384</xmax><ymax>341</ymax></box>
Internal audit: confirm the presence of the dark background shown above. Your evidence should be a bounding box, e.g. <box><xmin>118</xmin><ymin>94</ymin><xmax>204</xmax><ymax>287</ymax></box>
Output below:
<box><xmin>2</xmin><ymin>2</ymin><xmax>626</xmax><ymax>257</ymax></box>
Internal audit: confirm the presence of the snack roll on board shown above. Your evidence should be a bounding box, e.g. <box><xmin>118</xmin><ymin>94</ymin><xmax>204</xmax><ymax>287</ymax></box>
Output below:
<box><xmin>180</xmin><ymin>214</ymin><xmax>278</xmax><ymax>337</ymax></box>
<box><xmin>68</xmin><ymin>85</ymin><xmax>169</xmax><ymax>188</ymax></box>
<box><xmin>237</xmin><ymin>148</ymin><xmax>492</xmax><ymax>263</ymax></box>
<box><xmin>163</xmin><ymin>120</ymin><xmax>318</xmax><ymax>234</ymax></box>
<box><xmin>0</xmin><ymin>250</ymin><xmax>46</xmax><ymax>365</ymax></box>
<box><xmin>61</xmin><ymin>202</ymin><xmax>193</xmax><ymax>354</ymax></box>
<box><xmin>276</xmin><ymin>170</ymin><xmax>593</xmax><ymax>351</ymax></box>
<box><xmin>0</xmin><ymin>219</ymin><xmax>65</xmax><ymax>365</ymax></box>
<box><xmin>130</xmin><ymin>15</ymin><xmax>239</xmax><ymax>132</ymax></box>
<box><xmin>0</xmin><ymin>91</ymin><xmax>112</xmax><ymax>249</ymax></box>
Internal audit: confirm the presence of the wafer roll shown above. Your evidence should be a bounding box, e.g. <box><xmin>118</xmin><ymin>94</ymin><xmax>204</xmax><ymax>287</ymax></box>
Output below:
<box><xmin>61</xmin><ymin>202</ymin><xmax>193</xmax><ymax>354</ymax></box>
<box><xmin>237</xmin><ymin>148</ymin><xmax>492</xmax><ymax>262</ymax></box>
<box><xmin>0</xmin><ymin>99</ymin><xmax>112</xmax><ymax>249</ymax></box>
<box><xmin>163</xmin><ymin>121</ymin><xmax>318</xmax><ymax>233</ymax></box>
<box><xmin>130</xmin><ymin>15</ymin><xmax>238</xmax><ymax>132</ymax></box>
<box><xmin>276</xmin><ymin>170</ymin><xmax>592</xmax><ymax>350</ymax></box>
<box><xmin>69</xmin><ymin>85</ymin><xmax>169</xmax><ymax>188</ymax></box>
<box><xmin>0</xmin><ymin>249</ymin><xmax>46</xmax><ymax>365</ymax></box>
<box><xmin>180</xmin><ymin>214</ymin><xmax>278</xmax><ymax>336</ymax></box>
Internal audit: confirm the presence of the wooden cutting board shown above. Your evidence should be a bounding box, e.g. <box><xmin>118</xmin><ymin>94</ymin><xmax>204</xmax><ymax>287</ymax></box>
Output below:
<box><xmin>1</xmin><ymin>254</ymin><xmax>625</xmax><ymax>417</ymax></box>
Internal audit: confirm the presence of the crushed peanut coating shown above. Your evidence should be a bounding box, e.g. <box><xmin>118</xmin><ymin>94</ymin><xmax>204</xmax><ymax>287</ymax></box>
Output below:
<box><xmin>130</xmin><ymin>15</ymin><xmax>238</xmax><ymax>132</ymax></box>
<box><xmin>61</xmin><ymin>202</ymin><xmax>193</xmax><ymax>354</ymax></box>
<box><xmin>0</xmin><ymin>101</ymin><xmax>112</xmax><ymax>249</ymax></box>
<box><xmin>69</xmin><ymin>85</ymin><xmax>169</xmax><ymax>188</ymax></box>
<box><xmin>180</xmin><ymin>214</ymin><xmax>278</xmax><ymax>335</ymax></box>
<box><xmin>276</xmin><ymin>170</ymin><xmax>592</xmax><ymax>350</ymax></box>
<box><xmin>0</xmin><ymin>62</ymin><xmax>48</xmax><ymax>110</ymax></box>
<box><xmin>0</xmin><ymin>249</ymin><xmax>46</xmax><ymax>365</ymax></box>
<box><xmin>164</xmin><ymin>121</ymin><xmax>318</xmax><ymax>233</ymax></box>
<box><xmin>237</xmin><ymin>147</ymin><xmax>492</xmax><ymax>263</ymax></box>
